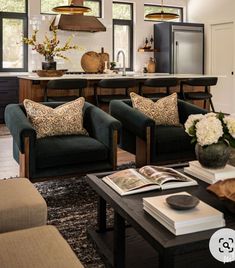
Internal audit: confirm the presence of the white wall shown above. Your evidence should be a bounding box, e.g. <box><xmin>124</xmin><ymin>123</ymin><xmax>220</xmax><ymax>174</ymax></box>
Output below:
<box><xmin>28</xmin><ymin>0</ymin><xmax>187</xmax><ymax>72</ymax></box>
<box><xmin>187</xmin><ymin>0</ymin><xmax>235</xmax><ymax>113</ymax></box>
<box><xmin>187</xmin><ymin>0</ymin><xmax>235</xmax><ymax>72</ymax></box>
<box><xmin>187</xmin><ymin>0</ymin><xmax>235</xmax><ymax>23</ymax></box>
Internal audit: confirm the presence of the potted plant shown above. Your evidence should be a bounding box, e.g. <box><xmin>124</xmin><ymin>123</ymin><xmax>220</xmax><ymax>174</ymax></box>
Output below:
<box><xmin>23</xmin><ymin>29</ymin><xmax>78</xmax><ymax>70</ymax></box>
<box><xmin>185</xmin><ymin>113</ymin><xmax>235</xmax><ymax>169</ymax></box>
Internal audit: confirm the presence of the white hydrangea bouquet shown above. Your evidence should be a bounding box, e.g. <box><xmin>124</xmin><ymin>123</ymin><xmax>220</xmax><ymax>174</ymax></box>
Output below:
<box><xmin>185</xmin><ymin>113</ymin><xmax>235</xmax><ymax>168</ymax></box>
<box><xmin>185</xmin><ymin>113</ymin><xmax>235</xmax><ymax>147</ymax></box>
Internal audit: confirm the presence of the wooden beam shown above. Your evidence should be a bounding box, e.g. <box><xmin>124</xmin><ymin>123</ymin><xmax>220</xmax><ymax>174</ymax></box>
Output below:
<box><xmin>19</xmin><ymin>137</ymin><xmax>30</xmax><ymax>179</ymax></box>
<box><xmin>146</xmin><ymin>126</ymin><xmax>151</xmax><ymax>164</ymax></box>
<box><xmin>135</xmin><ymin>127</ymin><xmax>151</xmax><ymax>168</ymax></box>
<box><xmin>112</xmin><ymin>130</ymin><xmax>118</xmax><ymax>170</ymax></box>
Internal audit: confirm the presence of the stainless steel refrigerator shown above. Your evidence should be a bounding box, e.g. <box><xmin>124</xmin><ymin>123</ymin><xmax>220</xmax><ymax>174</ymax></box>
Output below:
<box><xmin>154</xmin><ymin>22</ymin><xmax>204</xmax><ymax>74</ymax></box>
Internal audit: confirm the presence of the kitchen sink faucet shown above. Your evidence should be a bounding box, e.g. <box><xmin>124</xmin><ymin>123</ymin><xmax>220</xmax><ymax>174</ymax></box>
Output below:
<box><xmin>116</xmin><ymin>50</ymin><xmax>126</xmax><ymax>76</ymax></box>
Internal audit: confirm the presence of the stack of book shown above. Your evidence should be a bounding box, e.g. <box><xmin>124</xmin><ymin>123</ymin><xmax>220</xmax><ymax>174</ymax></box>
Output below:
<box><xmin>143</xmin><ymin>192</ymin><xmax>225</xmax><ymax>235</ymax></box>
<box><xmin>184</xmin><ymin>161</ymin><xmax>235</xmax><ymax>184</ymax></box>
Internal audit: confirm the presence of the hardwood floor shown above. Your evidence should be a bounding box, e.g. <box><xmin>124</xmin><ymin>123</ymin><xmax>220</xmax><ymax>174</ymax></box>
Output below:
<box><xmin>0</xmin><ymin>125</ymin><xmax>135</xmax><ymax>179</ymax></box>
<box><xmin>0</xmin><ymin>136</ymin><xmax>19</xmax><ymax>179</ymax></box>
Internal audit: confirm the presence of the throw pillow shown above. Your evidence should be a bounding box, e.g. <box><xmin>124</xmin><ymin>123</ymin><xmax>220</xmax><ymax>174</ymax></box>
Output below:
<box><xmin>130</xmin><ymin>92</ymin><xmax>180</xmax><ymax>125</ymax></box>
<box><xmin>23</xmin><ymin>98</ymin><xmax>88</xmax><ymax>139</ymax></box>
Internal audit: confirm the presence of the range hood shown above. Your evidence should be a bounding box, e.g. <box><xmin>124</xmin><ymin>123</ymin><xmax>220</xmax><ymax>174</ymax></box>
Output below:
<box><xmin>50</xmin><ymin>0</ymin><xmax>106</xmax><ymax>33</ymax></box>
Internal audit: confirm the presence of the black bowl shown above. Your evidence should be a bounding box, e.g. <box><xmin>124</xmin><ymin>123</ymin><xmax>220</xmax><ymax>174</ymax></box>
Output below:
<box><xmin>166</xmin><ymin>194</ymin><xmax>200</xmax><ymax>210</ymax></box>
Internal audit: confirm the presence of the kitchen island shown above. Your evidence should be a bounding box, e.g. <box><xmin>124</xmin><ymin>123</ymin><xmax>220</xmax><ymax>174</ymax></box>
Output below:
<box><xmin>17</xmin><ymin>72</ymin><xmax>218</xmax><ymax>103</ymax></box>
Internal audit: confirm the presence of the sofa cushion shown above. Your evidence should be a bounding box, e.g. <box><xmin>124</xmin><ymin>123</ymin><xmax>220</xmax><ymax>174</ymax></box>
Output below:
<box><xmin>0</xmin><ymin>178</ymin><xmax>47</xmax><ymax>233</ymax></box>
<box><xmin>0</xmin><ymin>225</ymin><xmax>83</xmax><ymax>268</ymax></box>
<box><xmin>24</xmin><ymin>98</ymin><xmax>87</xmax><ymax>139</ymax></box>
<box><xmin>130</xmin><ymin>92</ymin><xmax>180</xmax><ymax>126</ymax></box>
<box><xmin>154</xmin><ymin>125</ymin><xmax>194</xmax><ymax>156</ymax></box>
<box><xmin>35</xmin><ymin>135</ymin><xmax>109</xmax><ymax>169</ymax></box>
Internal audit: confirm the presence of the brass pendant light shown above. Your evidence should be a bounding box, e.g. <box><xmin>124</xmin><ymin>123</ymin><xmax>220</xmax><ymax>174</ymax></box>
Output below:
<box><xmin>145</xmin><ymin>0</ymin><xmax>180</xmax><ymax>21</ymax></box>
<box><xmin>52</xmin><ymin>0</ymin><xmax>91</xmax><ymax>15</ymax></box>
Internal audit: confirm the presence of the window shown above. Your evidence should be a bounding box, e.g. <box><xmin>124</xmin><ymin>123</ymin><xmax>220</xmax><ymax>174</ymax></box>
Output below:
<box><xmin>113</xmin><ymin>2</ymin><xmax>133</xmax><ymax>71</ymax></box>
<box><xmin>0</xmin><ymin>0</ymin><xmax>28</xmax><ymax>71</ymax></box>
<box><xmin>144</xmin><ymin>4</ymin><xmax>183</xmax><ymax>22</ymax></box>
<box><xmin>41</xmin><ymin>0</ymin><xmax>67</xmax><ymax>14</ymax></box>
<box><xmin>84</xmin><ymin>0</ymin><xmax>101</xmax><ymax>17</ymax></box>
<box><xmin>41</xmin><ymin>0</ymin><xmax>102</xmax><ymax>17</ymax></box>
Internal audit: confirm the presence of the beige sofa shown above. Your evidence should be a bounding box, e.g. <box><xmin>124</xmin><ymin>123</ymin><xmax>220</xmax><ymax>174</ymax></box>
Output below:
<box><xmin>0</xmin><ymin>225</ymin><xmax>84</xmax><ymax>268</ymax></box>
<box><xmin>0</xmin><ymin>178</ymin><xmax>84</xmax><ymax>268</ymax></box>
<box><xmin>0</xmin><ymin>178</ymin><xmax>47</xmax><ymax>233</ymax></box>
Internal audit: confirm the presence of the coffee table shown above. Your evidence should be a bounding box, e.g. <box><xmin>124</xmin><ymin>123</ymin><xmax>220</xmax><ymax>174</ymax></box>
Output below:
<box><xmin>86</xmin><ymin>165</ymin><xmax>235</xmax><ymax>268</ymax></box>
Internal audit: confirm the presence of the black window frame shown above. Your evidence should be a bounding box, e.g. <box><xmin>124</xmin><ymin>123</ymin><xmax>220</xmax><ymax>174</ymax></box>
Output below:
<box><xmin>0</xmin><ymin>0</ymin><xmax>28</xmax><ymax>72</ymax></box>
<box><xmin>40</xmin><ymin>0</ymin><xmax>102</xmax><ymax>18</ymax></box>
<box><xmin>144</xmin><ymin>4</ymin><xmax>183</xmax><ymax>22</ymax></box>
<box><xmin>112</xmin><ymin>1</ymin><xmax>134</xmax><ymax>71</ymax></box>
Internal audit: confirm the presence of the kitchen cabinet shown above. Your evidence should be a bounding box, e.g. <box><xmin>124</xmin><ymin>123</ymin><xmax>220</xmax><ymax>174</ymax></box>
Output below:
<box><xmin>0</xmin><ymin>77</ymin><xmax>19</xmax><ymax>123</ymax></box>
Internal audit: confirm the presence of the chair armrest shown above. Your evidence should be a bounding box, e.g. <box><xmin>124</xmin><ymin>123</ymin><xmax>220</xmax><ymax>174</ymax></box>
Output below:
<box><xmin>178</xmin><ymin>100</ymin><xmax>208</xmax><ymax>124</ymax></box>
<box><xmin>84</xmin><ymin>104</ymin><xmax>121</xmax><ymax>147</ymax></box>
<box><xmin>4</xmin><ymin>104</ymin><xmax>36</xmax><ymax>153</ymax></box>
<box><xmin>110</xmin><ymin>100</ymin><xmax>155</xmax><ymax>140</ymax></box>
<box><xmin>84</xmin><ymin>104</ymin><xmax>121</xmax><ymax>169</ymax></box>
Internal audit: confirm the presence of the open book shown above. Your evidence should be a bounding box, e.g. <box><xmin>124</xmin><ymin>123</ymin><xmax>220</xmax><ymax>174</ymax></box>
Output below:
<box><xmin>102</xmin><ymin>166</ymin><xmax>198</xmax><ymax>196</ymax></box>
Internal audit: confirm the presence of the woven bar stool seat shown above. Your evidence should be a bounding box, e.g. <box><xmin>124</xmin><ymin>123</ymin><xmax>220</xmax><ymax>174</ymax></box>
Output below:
<box><xmin>44</xmin><ymin>79</ymin><xmax>88</xmax><ymax>102</ymax></box>
<box><xmin>180</xmin><ymin>77</ymin><xmax>218</xmax><ymax>112</ymax></box>
<box><xmin>94</xmin><ymin>78</ymin><xmax>137</xmax><ymax>107</ymax></box>
<box><xmin>140</xmin><ymin>78</ymin><xmax>178</xmax><ymax>98</ymax></box>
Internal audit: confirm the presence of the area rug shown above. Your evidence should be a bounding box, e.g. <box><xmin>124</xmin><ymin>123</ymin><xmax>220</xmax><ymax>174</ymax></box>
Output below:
<box><xmin>34</xmin><ymin>163</ymin><xmax>135</xmax><ymax>268</ymax></box>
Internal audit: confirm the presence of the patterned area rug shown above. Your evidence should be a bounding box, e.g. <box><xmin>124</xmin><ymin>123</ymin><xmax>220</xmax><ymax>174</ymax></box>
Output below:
<box><xmin>34</xmin><ymin>163</ymin><xmax>135</xmax><ymax>268</ymax></box>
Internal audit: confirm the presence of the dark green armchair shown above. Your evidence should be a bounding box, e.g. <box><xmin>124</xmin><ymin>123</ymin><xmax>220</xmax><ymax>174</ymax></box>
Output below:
<box><xmin>110</xmin><ymin>99</ymin><xmax>207</xmax><ymax>167</ymax></box>
<box><xmin>5</xmin><ymin>102</ymin><xmax>121</xmax><ymax>181</ymax></box>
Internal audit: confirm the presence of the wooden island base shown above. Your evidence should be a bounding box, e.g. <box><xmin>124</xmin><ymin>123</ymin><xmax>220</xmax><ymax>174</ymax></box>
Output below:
<box><xmin>18</xmin><ymin>74</ymin><xmax>215</xmax><ymax>110</ymax></box>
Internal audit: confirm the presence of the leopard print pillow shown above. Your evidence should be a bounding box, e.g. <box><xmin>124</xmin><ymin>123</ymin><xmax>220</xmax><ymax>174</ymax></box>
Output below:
<box><xmin>130</xmin><ymin>92</ymin><xmax>180</xmax><ymax>125</ymax></box>
<box><xmin>24</xmin><ymin>98</ymin><xmax>88</xmax><ymax>139</ymax></box>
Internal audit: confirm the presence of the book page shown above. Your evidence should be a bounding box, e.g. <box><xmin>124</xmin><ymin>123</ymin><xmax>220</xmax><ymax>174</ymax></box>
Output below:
<box><xmin>105</xmin><ymin>169</ymin><xmax>152</xmax><ymax>192</ymax></box>
<box><xmin>139</xmin><ymin>166</ymin><xmax>188</xmax><ymax>185</ymax></box>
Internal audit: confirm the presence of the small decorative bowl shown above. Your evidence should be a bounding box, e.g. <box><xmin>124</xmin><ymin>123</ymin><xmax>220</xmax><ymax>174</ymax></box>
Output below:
<box><xmin>36</xmin><ymin>69</ymin><xmax>67</xmax><ymax>77</ymax></box>
<box><xmin>166</xmin><ymin>194</ymin><xmax>200</xmax><ymax>210</ymax></box>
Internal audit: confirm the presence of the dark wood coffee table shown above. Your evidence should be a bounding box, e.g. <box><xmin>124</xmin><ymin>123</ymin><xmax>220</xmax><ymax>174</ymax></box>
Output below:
<box><xmin>86</xmin><ymin>166</ymin><xmax>235</xmax><ymax>268</ymax></box>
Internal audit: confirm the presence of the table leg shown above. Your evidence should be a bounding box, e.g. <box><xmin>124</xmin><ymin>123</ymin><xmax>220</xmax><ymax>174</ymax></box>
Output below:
<box><xmin>159</xmin><ymin>249</ymin><xmax>174</xmax><ymax>268</ymax></box>
<box><xmin>114</xmin><ymin>211</ymin><xmax>126</xmax><ymax>268</ymax></box>
<box><xmin>97</xmin><ymin>197</ymin><xmax>107</xmax><ymax>233</ymax></box>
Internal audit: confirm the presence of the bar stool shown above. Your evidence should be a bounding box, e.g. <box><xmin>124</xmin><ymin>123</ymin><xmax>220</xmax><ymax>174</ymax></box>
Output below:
<box><xmin>94</xmin><ymin>78</ymin><xmax>137</xmax><ymax>107</ymax></box>
<box><xmin>44</xmin><ymin>79</ymin><xmax>88</xmax><ymax>102</ymax></box>
<box><xmin>180</xmin><ymin>77</ymin><xmax>218</xmax><ymax>112</ymax></box>
<box><xmin>140</xmin><ymin>78</ymin><xmax>178</xmax><ymax>98</ymax></box>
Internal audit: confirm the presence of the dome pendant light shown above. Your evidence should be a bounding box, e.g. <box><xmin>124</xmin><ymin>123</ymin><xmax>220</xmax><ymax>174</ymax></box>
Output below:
<box><xmin>145</xmin><ymin>0</ymin><xmax>180</xmax><ymax>21</ymax></box>
<box><xmin>52</xmin><ymin>0</ymin><xmax>91</xmax><ymax>15</ymax></box>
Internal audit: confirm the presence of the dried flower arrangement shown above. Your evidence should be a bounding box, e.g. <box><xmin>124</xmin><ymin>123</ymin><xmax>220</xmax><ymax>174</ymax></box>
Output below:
<box><xmin>23</xmin><ymin>29</ymin><xmax>78</xmax><ymax>61</ymax></box>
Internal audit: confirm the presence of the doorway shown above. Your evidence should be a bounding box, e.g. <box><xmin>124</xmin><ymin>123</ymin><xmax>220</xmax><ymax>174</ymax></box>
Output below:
<box><xmin>211</xmin><ymin>22</ymin><xmax>234</xmax><ymax>114</ymax></box>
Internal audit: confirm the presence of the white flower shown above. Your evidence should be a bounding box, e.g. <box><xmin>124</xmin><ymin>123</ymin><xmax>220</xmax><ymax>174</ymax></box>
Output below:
<box><xmin>224</xmin><ymin>116</ymin><xmax>235</xmax><ymax>138</ymax></box>
<box><xmin>204</xmin><ymin>112</ymin><xmax>217</xmax><ymax>118</ymax></box>
<box><xmin>196</xmin><ymin>116</ymin><xmax>223</xmax><ymax>146</ymax></box>
<box><xmin>184</xmin><ymin>114</ymin><xmax>204</xmax><ymax>136</ymax></box>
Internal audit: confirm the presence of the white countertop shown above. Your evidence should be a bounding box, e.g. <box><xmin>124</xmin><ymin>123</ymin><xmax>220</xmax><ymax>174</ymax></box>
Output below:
<box><xmin>0</xmin><ymin>72</ymin><xmax>29</xmax><ymax>77</ymax></box>
<box><xmin>17</xmin><ymin>72</ymin><xmax>220</xmax><ymax>80</ymax></box>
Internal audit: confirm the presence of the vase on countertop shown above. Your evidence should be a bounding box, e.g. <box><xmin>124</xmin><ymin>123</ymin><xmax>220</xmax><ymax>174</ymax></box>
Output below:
<box><xmin>147</xmin><ymin>57</ymin><xmax>156</xmax><ymax>73</ymax></box>
<box><xmin>195</xmin><ymin>141</ymin><xmax>231</xmax><ymax>169</ymax></box>
<box><xmin>42</xmin><ymin>55</ymin><xmax>57</xmax><ymax>70</ymax></box>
